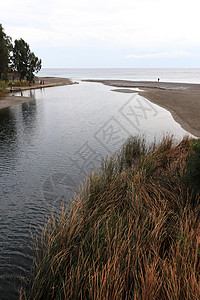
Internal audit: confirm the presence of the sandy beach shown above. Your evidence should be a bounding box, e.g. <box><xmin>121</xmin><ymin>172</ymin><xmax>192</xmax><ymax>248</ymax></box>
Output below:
<box><xmin>84</xmin><ymin>80</ymin><xmax>200</xmax><ymax>137</ymax></box>
<box><xmin>0</xmin><ymin>77</ymin><xmax>77</xmax><ymax>110</ymax></box>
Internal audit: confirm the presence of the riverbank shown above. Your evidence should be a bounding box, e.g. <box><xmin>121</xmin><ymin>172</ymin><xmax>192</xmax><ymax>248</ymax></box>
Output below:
<box><xmin>21</xmin><ymin>136</ymin><xmax>200</xmax><ymax>299</ymax></box>
<box><xmin>9</xmin><ymin>77</ymin><xmax>77</xmax><ymax>92</ymax></box>
<box><xmin>84</xmin><ymin>80</ymin><xmax>200</xmax><ymax>137</ymax></box>
<box><xmin>0</xmin><ymin>77</ymin><xmax>77</xmax><ymax>110</ymax></box>
<box><xmin>0</xmin><ymin>95</ymin><xmax>34</xmax><ymax>110</ymax></box>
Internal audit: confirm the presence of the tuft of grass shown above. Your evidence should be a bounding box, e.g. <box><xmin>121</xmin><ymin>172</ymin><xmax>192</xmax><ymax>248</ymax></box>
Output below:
<box><xmin>20</xmin><ymin>136</ymin><xmax>200</xmax><ymax>300</ymax></box>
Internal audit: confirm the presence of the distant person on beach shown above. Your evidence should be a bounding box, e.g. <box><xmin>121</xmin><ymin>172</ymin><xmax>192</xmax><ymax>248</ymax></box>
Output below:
<box><xmin>43</xmin><ymin>80</ymin><xmax>44</xmax><ymax>85</ymax></box>
<box><xmin>158</xmin><ymin>78</ymin><xmax>160</xmax><ymax>82</ymax></box>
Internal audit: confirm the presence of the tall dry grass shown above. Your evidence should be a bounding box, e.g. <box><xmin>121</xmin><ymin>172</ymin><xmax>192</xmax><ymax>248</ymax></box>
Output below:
<box><xmin>20</xmin><ymin>136</ymin><xmax>200</xmax><ymax>299</ymax></box>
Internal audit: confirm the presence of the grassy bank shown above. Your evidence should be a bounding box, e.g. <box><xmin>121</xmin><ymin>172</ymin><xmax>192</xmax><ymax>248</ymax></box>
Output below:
<box><xmin>0</xmin><ymin>79</ymin><xmax>32</xmax><ymax>97</ymax></box>
<box><xmin>0</xmin><ymin>80</ymin><xmax>8</xmax><ymax>98</ymax></box>
<box><xmin>20</xmin><ymin>136</ymin><xmax>200</xmax><ymax>299</ymax></box>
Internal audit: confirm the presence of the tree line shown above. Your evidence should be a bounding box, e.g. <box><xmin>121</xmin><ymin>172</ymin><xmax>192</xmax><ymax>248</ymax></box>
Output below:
<box><xmin>0</xmin><ymin>24</ymin><xmax>42</xmax><ymax>85</ymax></box>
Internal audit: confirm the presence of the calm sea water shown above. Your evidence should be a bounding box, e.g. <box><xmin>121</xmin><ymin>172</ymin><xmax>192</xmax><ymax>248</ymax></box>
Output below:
<box><xmin>38</xmin><ymin>68</ymin><xmax>200</xmax><ymax>83</ymax></box>
<box><xmin>0</xmin><ymin>69</ymin><xmax>198</xmax><ymax>299</ymax></box>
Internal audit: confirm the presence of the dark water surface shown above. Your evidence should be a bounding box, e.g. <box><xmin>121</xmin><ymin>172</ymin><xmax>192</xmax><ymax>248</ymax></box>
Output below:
<box><xmin>0</xmin><ymin>82</ymin><xmax>191</xmax><ymax>299</ymax></box>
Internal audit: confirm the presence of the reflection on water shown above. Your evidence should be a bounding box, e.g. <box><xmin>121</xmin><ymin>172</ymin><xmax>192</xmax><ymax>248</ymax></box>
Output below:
<box><xmin>0</xmin><ymin>82</ymin><xmax>193</xmax><ymax>299</ymax></box>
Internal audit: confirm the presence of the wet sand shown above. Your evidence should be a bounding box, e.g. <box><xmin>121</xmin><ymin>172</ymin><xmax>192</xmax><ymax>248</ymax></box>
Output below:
<box><xmin>111</xmin><ymin>88</ymin><xmax>140</xmax><ymax>93</ymax></box>
<box><xmin>84</xmin><ymin>80</ymin><xmax>200</xmax><ymax>137</ymax></box>
<box><xmin>0</xmin><ymin>77</ymin><xmax>77</xmax><ymax>110</ymax></box>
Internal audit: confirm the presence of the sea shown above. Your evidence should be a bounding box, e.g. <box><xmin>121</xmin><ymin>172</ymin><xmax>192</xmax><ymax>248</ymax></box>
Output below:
<box><xmin>0</xmin><ymin>68</ymin><xmax>199</xmax><ymax>299</ymax></box>
<box><xmin>38</xmin><ymin>68</ymin><xmax>200</xmax><ymax>83</ymax></box>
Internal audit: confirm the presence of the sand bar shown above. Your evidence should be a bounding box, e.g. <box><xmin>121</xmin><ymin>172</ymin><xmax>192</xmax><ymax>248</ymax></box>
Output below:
<box><xmin>0</xmin><ymin>77</ymin><xmax>77</xmax><ymax>110</ymax></box>
<box><xmin>84</xmin><ymin>80</ymin><xmax>200</xmax><ymax>137</ymax></box>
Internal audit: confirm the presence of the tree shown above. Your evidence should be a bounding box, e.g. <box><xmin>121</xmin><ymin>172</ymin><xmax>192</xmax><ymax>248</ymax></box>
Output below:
<box><xmin>13</xmin><ymin>39</ymin><xmax>29</xmax><ymax>83</ymax></box>
<box><xmin>13</xmin><ymin>38</ymin><xmax>42</xmax><ymax>85</ymax></box>
<box><xmin>26</xmin><ymin>52</ymin><xmax>42</xmax><ymax>83</ymax></box>
<box><xmin>0</xmin><ymin>24</ymin><xmax>12</xmax><ymax>81</ymax></box>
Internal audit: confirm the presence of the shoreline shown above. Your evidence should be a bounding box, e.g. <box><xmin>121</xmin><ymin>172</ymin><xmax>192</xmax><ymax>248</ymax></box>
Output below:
<box><xmin>1</xmin><ymin>76</ymin><xmax>200</xmax><ymax>137</ymax></box>
<box><xmin>9</xmin><ymin>76</ymin><xmax>78</xmax><ymax>92</ymax></box>
<box><xmin>0</xmin><ymin>95</ymin><xmax>34</xmax><ymax>110</ymax></box>
<box><xmin>0</xmin><ymin>77</ymin><xmax>77</xmax><ymax>110</ymax></box>
<box><xmin>83</xmin><ymin>79</ymin><xmax>200</xmax><ymax>137</ymax></box>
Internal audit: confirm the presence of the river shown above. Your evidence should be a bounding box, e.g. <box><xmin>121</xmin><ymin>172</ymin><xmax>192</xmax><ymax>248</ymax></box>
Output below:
<box><xmin>0</xmin><ymin>80</ymin><xmax>192</xmax><ymax>299</ymax></box>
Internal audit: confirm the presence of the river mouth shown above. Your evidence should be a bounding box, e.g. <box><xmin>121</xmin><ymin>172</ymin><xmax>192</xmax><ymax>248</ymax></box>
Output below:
<box><xmin>0</xmin><ymin>81</ymin><xmax>193</xmax><ymax>299</ymax></box>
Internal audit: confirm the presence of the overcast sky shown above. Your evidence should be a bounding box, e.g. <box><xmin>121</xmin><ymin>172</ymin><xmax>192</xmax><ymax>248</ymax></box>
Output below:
<box><xmin>1</xmin><ymin>0</ymin><xmax>200</xmax><ymax>68</ymax></box>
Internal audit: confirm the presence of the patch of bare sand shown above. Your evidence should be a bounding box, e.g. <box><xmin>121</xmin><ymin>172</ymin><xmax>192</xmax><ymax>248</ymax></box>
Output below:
<box><xmin>35</xmin><ymin>77</ymin><xmax>74</xmax><ymax>85</ymax></box>
<box><xmin>111</xmin><ymin>89</ymin><xmax>137</xmax><ymax>93</ymax></box>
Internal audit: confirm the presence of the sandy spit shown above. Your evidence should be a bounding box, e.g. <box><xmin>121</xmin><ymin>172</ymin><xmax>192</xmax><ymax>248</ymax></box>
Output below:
<box><xmin>83</xmin><ymin>80</ymin><xmax>200</xmax><ymax>137</ymax></box>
